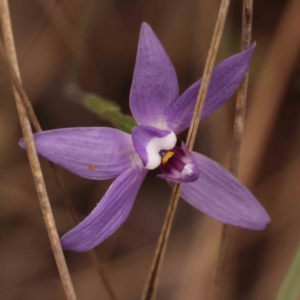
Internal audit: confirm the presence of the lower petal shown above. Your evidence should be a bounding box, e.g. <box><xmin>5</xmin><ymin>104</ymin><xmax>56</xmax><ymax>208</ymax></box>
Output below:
<box><xmin>180</xmin><ymin>152</ymin><xmax>270</xmax><ymax>230</ymax></box>
<box><xmin>60</xmin><ymin>163</ymin><xmax>147</xmax><ymax>252</ymax></box>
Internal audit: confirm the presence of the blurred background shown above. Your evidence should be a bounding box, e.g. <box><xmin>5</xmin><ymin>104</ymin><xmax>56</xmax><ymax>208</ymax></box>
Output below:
<box><xmin>0</xmin><ymin>0</ymin><xmax>300</xmax><ymax>299</ymax></box>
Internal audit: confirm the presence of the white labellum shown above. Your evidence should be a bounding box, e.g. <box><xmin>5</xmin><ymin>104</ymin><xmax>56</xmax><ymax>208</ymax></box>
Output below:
<box><xmin>145</xmin><ymin>131</ymin><xmax>176</xmax><ymax>170</ymax></box>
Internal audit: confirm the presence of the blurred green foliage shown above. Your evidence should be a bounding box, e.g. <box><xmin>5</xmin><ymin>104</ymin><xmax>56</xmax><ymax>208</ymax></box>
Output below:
<box><xmin>276</xmin><ymin>243</ymin><xmax>300</xmax><ymax>300</ymax></box>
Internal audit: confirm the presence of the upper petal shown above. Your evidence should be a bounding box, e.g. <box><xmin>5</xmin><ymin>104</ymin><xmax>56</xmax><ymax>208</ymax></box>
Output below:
<box><xmin>130</xmin><ymin>23</ymin><xmax>179</xmax><ymax>129</ymax></box>
<box><xmin>61</xmin><ymin>164</ymin><xmax>147</xmax><ymax>252</ymax></box>
<box><xmin>180</xmin><ymin>151</ymin><xmax>270</xmax><ymax>230</ymax></box>
<box><xmin>166</xmin><ymin>44</ymin><xmax>256</xmax><ymax>133</ymax></box>
<box><xmin>19</xmin><ymin>127</ymin><xmax>139</xmax><ymax>180</ymax></box>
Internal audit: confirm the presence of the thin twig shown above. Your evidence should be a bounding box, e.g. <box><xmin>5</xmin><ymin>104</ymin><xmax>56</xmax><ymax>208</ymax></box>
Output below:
<box><xmin>0</xmin><ymin>1</ymin><xmax>77</xmax><ymax>299</ymax></box>
<box><xmin>222</xmin><ymin>0</ymin><xmax>300</xmax><ymax>298</ymax></box>
<box><xmin>0</xmin><ymin>2</ymin><xmax>118</xmax><ymax>299</ymax></box>
<box><xmin>213</xmin><ymin>1</ymin><xmax>253</xmax><ymax>300</ymax></box>
<box><xmin>0</xmin><ymin>19</ymin><xmax>79</xmax><ymax>226</ymax></box>
<box><xmin>240</xmin><ymin>0</ymin><xmax>300</xmax><ymax>186</ymax></box>
<box><xmin>0</xmin><ymin>38</ymin><xmax>118</xmax><ymax>300</ymax></box>
<box><xmin>141</xmin><ymin>1</ymin><xmax>230</xmax><ymax>299</ymax></box>
<box><xmin>229</xmin><ymin>0</ymin><xmax>253</xmax><ymax>178</ymax></box>
<box><xmin>0</xmin><ymin>0</ymin><xmax>59</xmax><ymax>103</ymax></box>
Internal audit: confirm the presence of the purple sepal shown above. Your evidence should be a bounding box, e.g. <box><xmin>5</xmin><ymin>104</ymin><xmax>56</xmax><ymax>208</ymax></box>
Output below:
<box><xmin>158</xmin><ymin>142</ymin><xmax>199</xmax><ymax>183</ymax></box>
<box><xmin>180</xmin><ymin>151</ymin><xmax>271</xmax><ymax>230</ymax></box>
<box><xmin>131</xmin><ymin>125</ymin><xmax>175</xmax><ymax>169</ymax></box>
<box><xmin>130</xmin><ymin>22</ymin><xmax>179</xmax><ymax>129</ymax></box>
<box><xmin>19</xmin><ymin>127</ymin><xmax>139</xmax><ymax>180</ymax></box>
<box><xmin>166</xmin><ymin>43</ymin><xmax>256</xmax><ymax>133</ymax></box>
<box><xmin>60</xmin><ymin>164</ymin><xmax>147</xmax><ymax>252</ymax></box>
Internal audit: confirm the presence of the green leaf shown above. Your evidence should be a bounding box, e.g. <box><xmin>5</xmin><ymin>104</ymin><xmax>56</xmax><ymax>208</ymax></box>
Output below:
<box><xmin>275</xmin><ymin>242</ymin><xmax>300</xmax><ymax>300</ymax></box>
<box><xmin>64</xmin><ymin>83</ymin><xmax>136</xmax><ymax>133</ymax></box>
<box><xmin>83</xmin><ymin>94</ymin><xmax>136</xmax><ymax>133</ymax></box>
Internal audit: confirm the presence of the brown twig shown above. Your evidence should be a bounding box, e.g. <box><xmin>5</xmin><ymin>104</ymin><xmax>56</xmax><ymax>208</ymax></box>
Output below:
<box><xmin>0</xmin><ymin>1</ymin><xmax>77</xmax><ymax>299</ymax></box>
<box><xmin>221</xmin><ymin>0</ymin><xmax>300</xmax><ymax>298</ymax></box>
<box><xmin>0</xmin><ymin>1</ymin><xmax>118</xmax><ymax>299</ymax></box>
<box><xmin>213</xmin><ymin>1</ymin><xmax>253</xmax><ymax>300</ymax></box>
<box><xmin>1</xmin><ymin>55</ymin><xmax>117</xmax><ymax>300</ymax></box>
<box><xmin>0</xmin><ymin>5</ymin><xmax>80</xmax><ymax>226</ymax></box>
<box><xmin>141</xmin><ymin>1</ymin><xmax>230</xmax><ymax>299</ymax></box>
<box><xmin>240</xmin><ymin>0</ymin><xmax>300</xmax><ymax>186</ymax></box>
<box><xmin>32</xmin><ymin>1</ymin><xmax>118</xmax><ymax>299</ymax></box>
<box><xmin>229</xmin><ymin>0</ymin><xmax>253</xmax><ymax>178</ymax></box>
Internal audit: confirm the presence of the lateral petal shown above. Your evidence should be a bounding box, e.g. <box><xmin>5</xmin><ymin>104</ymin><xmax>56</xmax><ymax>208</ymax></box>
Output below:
<box><xmin>167</xmin><ymin>44</ymin><xmax>256</xmax><ymax>133</ymax></box>
<box><xmin>19</xmin><ymin>127</ymin><xmax>139</xmax><ymax>180</ymax></box>
<box><xmin>180</xmin><ymin>151</ymin><xmax>270</xmax><ymax>230</ymax></box>
<box><xmin>60</xmin><ymin>164</ymin><xmax>147</xmax><ymax>252</ymax></box>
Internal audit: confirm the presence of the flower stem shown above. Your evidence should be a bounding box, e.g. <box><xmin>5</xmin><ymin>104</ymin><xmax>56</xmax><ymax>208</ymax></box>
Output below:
<box><xmin>0</xmin><ymin>1</ymin><xmax>77</xmax><ymax>299</ymax></box>
<box><xmin>213</xmin><ymin>1</ymin><xmax>253</xmax><ymax>299</ymax></box>
<box><xmin>141</xmin><ymin>1</ymin><xmax>230</xmax><ymax>299</ymax></box>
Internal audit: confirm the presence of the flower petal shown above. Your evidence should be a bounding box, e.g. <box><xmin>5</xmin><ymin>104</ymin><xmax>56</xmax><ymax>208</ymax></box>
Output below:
<box><xmin>131</xmin><ymin>125</ymin><xmax>176</xmax><ymax>170</ymax></box>
<box><xmin>130</xmin><ymin>23</ymin><xmax>179</xmax><ymax>129</ymax></box>
<box><xmin>61</xmin><ymin>164</ymin><xmax>147</xmax><ymax>252</ymax></box>
<box><xmin>180</xmin><ymin>151</ymin><xmax>270</xmax><ymax>230</ymax></box>
<box><xmin>19</xmin><ymin>127</ymin><xmax>139</xmax><ymax>180</ymax></box>
<box><xmin>166</xmin><ymin>44</ymin><xmax>256</xmax><ymax>133</ymax></box>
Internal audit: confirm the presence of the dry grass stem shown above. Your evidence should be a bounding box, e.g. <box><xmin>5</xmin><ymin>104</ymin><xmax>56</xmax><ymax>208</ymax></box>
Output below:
<box><xmin>185</xmin><ymin>0</ymin><xmax>230</xmax><ymax>148</ymax></box>
<box><xmin>212</xmin><ymin>0</ymin><xmax>300</xmax><ymax>298</ymax></box>
<box><xmin>0</xmin><ymin>0</ymin><xmax>77</xmax><ymax>299</ymax></box>
<box><xmin>0</xmin><ymin>2</ymin><xmax>118</xmax><ymax>299</ymax></box>
<box><xmin>240</xmin><ymin>0</ymin><xmax>300</xmax><ymax>186</ymax></box>
<box><xmin>0</xmin><ymin>37</ymin><xmax>119</xmax><ymax>300</ymax></box>
<box><xmin>229</xmin><ymin>0</ymin><xmax>253</xmax><ymax>178</ymax></box>
<box><xmin>213</xmin><ymin>1</ymin><xmax>253</xmax><ymax>300</ymax></box>
<box><xmin>0</xmin><ymin>39</ymin><xmax>80</xmax><ymax>225</ymax></box>
<box><xmin>33</xmin><ymin>1</ymin><xmax>118</xmax><ymax>298</ymax></box>
<box><xmin>141</xmin><ymin>1</ymin><xmax>230</xmax><ymax>299</ymax></box>
<box><xmin>214</xmin><ymin>1</ymin><xmax>253</xmax><ymax>299</ymax></box>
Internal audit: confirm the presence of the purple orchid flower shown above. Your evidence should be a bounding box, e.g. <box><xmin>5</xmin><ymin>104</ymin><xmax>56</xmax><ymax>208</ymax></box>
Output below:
<box><xmin>20</xmin><ymin>23</ymin><xmax>270</xmax><ymax>252</ymax></box>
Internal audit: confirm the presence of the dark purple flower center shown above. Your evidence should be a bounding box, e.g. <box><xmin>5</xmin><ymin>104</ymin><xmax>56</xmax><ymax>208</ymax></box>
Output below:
<box><xmin>157</xmin><ymin>143</ymin><xmax>199</xmax><ymax>183</ymax></box>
